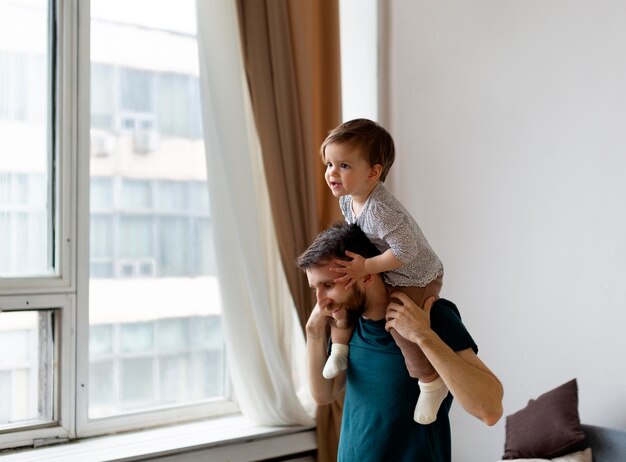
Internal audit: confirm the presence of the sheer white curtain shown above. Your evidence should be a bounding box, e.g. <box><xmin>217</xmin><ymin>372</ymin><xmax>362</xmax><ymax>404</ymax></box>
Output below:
<box><xmin>195</xmin><ymin>0</ymin><xmax>315</xmax><ymax>426</ymax></box>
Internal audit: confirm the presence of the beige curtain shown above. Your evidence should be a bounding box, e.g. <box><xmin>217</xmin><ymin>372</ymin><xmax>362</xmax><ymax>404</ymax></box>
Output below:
<box><xmin>235</xmin><ymin>1</ymin><xmax>342</xmax><ymax>460</ymax></box>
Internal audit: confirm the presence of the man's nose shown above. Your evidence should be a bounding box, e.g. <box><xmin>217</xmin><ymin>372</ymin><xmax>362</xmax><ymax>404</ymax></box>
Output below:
<box><xmin>316</xmin><ymin>290</ymin><xmax>326</xmax><ymax>304</ymax></box>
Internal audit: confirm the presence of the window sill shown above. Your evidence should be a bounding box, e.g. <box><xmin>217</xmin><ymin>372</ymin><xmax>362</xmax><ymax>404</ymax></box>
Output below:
<box><xmin>0</xmin><ymin>415</ymin><xmax>317</xmax><ymax>461</ymax></box>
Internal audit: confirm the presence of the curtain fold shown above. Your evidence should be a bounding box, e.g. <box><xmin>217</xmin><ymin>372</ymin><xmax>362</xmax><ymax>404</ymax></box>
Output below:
<box><xmin>286</xmin><ymin>0</ymin><xmax>343</xmax><ymax>232</ymax></box>
<box><xmin>236</xmin><ymin>1</ymin><xmax>343</xmax><ymax>460</ymax></box>
<box><xmin>195</xmin><ymin>0</ymin><xmax>314</xmax><ymax>427</ymax></box>
<box><xmin>236</xmin><ymin>0</ymin><xmax>341</xmax><ymax>334</ymax></box>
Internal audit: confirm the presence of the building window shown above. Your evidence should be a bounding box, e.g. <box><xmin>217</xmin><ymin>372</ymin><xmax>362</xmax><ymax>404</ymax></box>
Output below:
<box><xmin>88</xmin><ymin>315</ymin><xmax>224</xmax><ymax>418</ymax></box>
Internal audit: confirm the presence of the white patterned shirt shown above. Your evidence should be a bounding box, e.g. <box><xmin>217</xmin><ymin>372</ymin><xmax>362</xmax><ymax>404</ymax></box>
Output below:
<box><xmin>339</xmin><ymin>183</ymin><xmax>443</xmax><ymax>287</ymax></box>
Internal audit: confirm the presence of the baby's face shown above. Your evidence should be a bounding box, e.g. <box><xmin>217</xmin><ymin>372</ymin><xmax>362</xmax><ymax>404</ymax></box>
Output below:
<box><xmin>323</xmin><ymin>142</ymin><xmax>377</xmax><ymax>198</ymax></box>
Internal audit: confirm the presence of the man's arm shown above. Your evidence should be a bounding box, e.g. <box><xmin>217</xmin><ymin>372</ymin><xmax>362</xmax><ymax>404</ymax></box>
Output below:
<box><xmin>306</xmin><ymin>303</ymin><xmax>346</xmax><ymax>405</ymax></box>
<box><xmin>385</xmin><ymin>293</ymin><xmax>504</xmax><ymax>426</ymax></box>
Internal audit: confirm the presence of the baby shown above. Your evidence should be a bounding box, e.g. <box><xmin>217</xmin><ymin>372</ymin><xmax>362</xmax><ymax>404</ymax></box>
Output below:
<box><xmin>320</xmin><ymin>118</ymin><xmax>446</xmax><ymax>425</ymax></box>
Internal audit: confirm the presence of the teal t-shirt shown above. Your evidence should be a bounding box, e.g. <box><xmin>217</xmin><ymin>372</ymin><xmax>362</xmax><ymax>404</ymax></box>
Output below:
<box><xmin>337</xmin><ymin>299</ymin><xmax>477</xmax><ymax>462</ymax></box>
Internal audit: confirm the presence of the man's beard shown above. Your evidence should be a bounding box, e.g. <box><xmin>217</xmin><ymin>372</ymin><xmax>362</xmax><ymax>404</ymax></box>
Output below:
<box><xmin>329</xmin><ymin>286</ymin><xmax>366</xmax><ymax>330</ymax></box>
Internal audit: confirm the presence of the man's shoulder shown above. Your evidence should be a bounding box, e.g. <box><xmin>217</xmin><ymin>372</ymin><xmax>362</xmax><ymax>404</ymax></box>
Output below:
<box><xmin>432</xmin><ymin>298</ymin><xmax>461</xmax><ymax>320</ymax></box>
<box><xmin>431</xmin><ymin>298</ymin><xmax>478</xmax><ymax>354</ymax></box>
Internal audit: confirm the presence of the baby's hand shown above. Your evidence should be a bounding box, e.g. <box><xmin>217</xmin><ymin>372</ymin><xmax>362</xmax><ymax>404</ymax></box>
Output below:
<box><xmin>306</xmin><ymin>299</ymin><xmax>331</xmax><ymax>338</ymax></box>
<box><xmin>331</xmin><ymin>251</ymin><xmax>367</xmax><ymax>289</ymax></box>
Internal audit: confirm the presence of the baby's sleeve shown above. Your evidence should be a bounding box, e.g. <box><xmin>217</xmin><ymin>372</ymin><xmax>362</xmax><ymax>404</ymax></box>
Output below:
<box><xmin>339</xmin><ymin>195</ymin><xmax>352</xmax><ymax>222</ymax></box>
<box><xmin>369</xmin><ymin>201</ymin><xmax>419</xmax><ymax>264</ymax></box>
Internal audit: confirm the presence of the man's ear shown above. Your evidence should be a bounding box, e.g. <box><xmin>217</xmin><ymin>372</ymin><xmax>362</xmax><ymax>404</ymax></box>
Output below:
<box><xmin>362</xmin><ymin>273</ymin><xmax>374</xmax><ymax>288</ymax></box>
<box><xmin>368</xmin><ymin>164</ymin><xmax>383</xmax><ymax>182</ymax></box>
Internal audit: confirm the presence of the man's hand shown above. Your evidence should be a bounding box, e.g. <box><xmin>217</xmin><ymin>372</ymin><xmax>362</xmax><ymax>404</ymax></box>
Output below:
<box><xmin>330</xmin><ymin>251</ymin><xmax>367</xmax><ymax>288</ymax></box>
<box><xmin>385</xmin><ymin>292</ymin><xmax>436</xmax><ymax>344</ymax></box>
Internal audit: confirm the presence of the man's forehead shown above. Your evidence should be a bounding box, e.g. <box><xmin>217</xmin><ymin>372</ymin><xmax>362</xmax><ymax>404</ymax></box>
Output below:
<box><xmin>305</xmin><ymin>261</ymin><xmax>334</xmax><ymax>280</ymax></box>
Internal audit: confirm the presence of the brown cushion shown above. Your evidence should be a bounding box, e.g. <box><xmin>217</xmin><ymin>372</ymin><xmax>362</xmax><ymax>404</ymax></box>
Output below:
<box><xmin>503</xmin><ymin>379</ymin><xmax>588</xmax><ymax>459</ymax></box>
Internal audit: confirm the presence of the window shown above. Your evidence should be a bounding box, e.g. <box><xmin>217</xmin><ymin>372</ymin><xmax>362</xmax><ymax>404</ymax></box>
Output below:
<box><xmin>0</xmin><ymin>0</ymin><xmax>54</xmax><ymax>279</ymax></box>
<box><xmin>0</xmin><ymin>0</ymin><xmax>233</xmax><ymax>449</ymax></box>
<box><xmin>0</xmin><ymin>310</ymin><xmax>55</xmax><ymax>428</ymax></box>
<box><xmin>0</xmin><ymin>295</ymin><xmax>73</xmax><ymax>449</ymax></box>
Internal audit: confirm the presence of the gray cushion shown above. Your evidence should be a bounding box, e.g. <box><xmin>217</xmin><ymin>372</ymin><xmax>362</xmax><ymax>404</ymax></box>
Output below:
<box><xmin>581</xmin><ymin>424</ymin><xmax>626</xmax><ymax>462</ymax></box>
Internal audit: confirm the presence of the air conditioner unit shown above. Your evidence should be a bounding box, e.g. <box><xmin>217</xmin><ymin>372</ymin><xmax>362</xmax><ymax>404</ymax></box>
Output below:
<box><xmin>133</xmin><ymin>128</ymin><xmax>159</xmax><ymax>154</ymax></box>
<box><xmin>90</xmin><ymin>130</ymin><xmax>115</xmax><ymax>157</ymax></box>
<box><xmin>137</xmin><ymin>259</ymin><xmax>157</xmax><ymax>277</ymax></box>
<box><xmin>116</xmin><ymin>259</ymin><xmax>157</xmax><ymax>278</ymax></box>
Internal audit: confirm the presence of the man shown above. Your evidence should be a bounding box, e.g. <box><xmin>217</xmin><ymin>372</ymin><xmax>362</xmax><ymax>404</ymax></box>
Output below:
<box><xmin>298</xmin><ymin>223</ymin><xmax>503</xmax><ymax>461</ymax></box>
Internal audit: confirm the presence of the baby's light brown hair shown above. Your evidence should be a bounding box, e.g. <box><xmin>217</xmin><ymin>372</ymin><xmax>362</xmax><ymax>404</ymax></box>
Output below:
<box><xmin>320</xmin><ymin>118</ymin><xmax>395</xmax><ymax>182</ymax></box>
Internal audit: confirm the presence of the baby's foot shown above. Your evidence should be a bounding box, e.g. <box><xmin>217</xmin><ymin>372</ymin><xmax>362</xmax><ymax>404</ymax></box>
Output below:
<box><xmin>322</xmin><ymin>344</ymin><xmax>349</xmax><ymax>379</ymax></box>
<box><xmin>414</xmin><ymin>376</ymin><xmax>449</xmax><ymax>424</ymax></box>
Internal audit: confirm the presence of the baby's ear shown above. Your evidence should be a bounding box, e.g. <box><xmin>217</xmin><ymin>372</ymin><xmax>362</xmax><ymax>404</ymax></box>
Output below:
<box><xmin>369</xmin><ymin>164</ymin><xmax>383</xmax><ymax>181</ymax></box>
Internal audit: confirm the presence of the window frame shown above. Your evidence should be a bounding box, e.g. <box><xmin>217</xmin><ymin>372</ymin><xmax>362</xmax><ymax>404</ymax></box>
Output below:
<box><xmin>0</xmin><ymin>0</ymin><xmax>77</xmax><ymax>448</ymax></box>
<box><xmin>0</xmin><ymin>294</ymin><xmax>75</xmax><ymax>450</ymax></box>
<box><xmin>74</xmin><ymin>0</ymin><xmax>236</xmax><ymax>439</ymax></box>
<box><xmin>0</xmin><ymin>0</ymin><xmax>74</xmax><ymax>295</ymax></box>
<box><xmin>0</xmin><ymin>0</ymin><xmax>236</xmax><ymax>449</ymax></box>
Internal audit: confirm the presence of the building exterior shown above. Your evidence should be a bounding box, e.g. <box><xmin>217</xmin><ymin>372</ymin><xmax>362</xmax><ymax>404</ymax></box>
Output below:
<box><xmin>0</xmin><ymin>0</ymin><xmax>226</xmax><ymax>426</ymax></box>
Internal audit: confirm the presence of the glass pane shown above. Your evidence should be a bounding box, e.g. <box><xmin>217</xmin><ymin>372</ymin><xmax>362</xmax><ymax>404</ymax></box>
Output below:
<box><xmin>194</xmin><ymin>218</ymin><xmax>216</xmax><ymax>276</ymax></box>
<box><xmin>90</xmin><ymin>215</ymin><xmax>113</xmax><ymax>259</ymax></box>
<box><xmin>157</xmin><ymin>74</ymin><xmax>191</xmax><ymax>137</ymax></box>
<box><xmin>120</xmin><ymin>322</ymin><xmax>153</xmax><ymax>353</ymax></box>
<box><xmin>159</xmin><ymin>355</ymin><xmax>186</xmax><ymax>404</ymax></box>
<box><xmin>190</xmin><ymin>351</ymin><xmax>224</xmax><ymax>399</ymax></box>
<box><xmin>91</xmin><ymin>64</ymin><xmax>115</xmax><ymax>130</ymax></box>
<box><xmin>120</xmin><ymin>179</ymin><xmax>152</xmax><ymax>209</ymax></box>
<box><xmin>155</xmin><ymin>181</ymin><xmax>187</xmax><ymax>211</ymax></box>
<box><xmin>157</xmin><ymin>318</ymin><xmax>187</xmax><ymax>351</ymax></box>
<box><xmin>90</xmin><ymin>177</ymin><xmax>113</xmax><ymax>210</ymax></box>
<box><xmin>157</xmin><ymin>217</ymin><xmax>189</xmax><ymax>277</ymax></box>
<box><xmin>118</xmin><ymin>216</ymin><xmax>153</xmax><ymax>260</ymax></box>
<box><xmin>90</xmin><ymin>324</ymin><xmax>113</xmax><ymax>357</ymax></box>
<box><xmin>121</xmin><ymin>358</ymin><xmax>154</xmax><ymax>404</ymax></box>
<box><xmin>189</xmin><ymin>182</ymin><xmax>210</xmax><ymax>212</ymax></box>
<box><xmin>89</xmin><ymin>361</ymin><xmax>115</xmax><ymax>411</ymax></box>
<box><xmin>88</xmin><ymin>0</ymin><xmax>226</xmax><ymax>419</ymax></box>
<box><xmin>120</xmin><ymin>68</ymin><xmax>154</xmax><ymax>113</ymax></box>
<box><xmin>0</xmin><ymin>0</ymin><xmax>53</xmax><ymax>277</ymax></box>
<box><xmin>0</xmin><ymin>310</ymin><xmax>55</xmax><ymax>428</ymax></box>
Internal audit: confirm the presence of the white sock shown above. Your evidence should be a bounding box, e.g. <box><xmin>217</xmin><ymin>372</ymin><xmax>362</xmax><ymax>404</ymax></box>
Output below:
<box><xmin>414</xmin><ymin>376</ymin><xmax>449</xmax><ymax>424</ymax></box>
<box><xmin>322</xmin><ymin>344</ymin><xmax>349</xmax><ymax>379</ymax></box>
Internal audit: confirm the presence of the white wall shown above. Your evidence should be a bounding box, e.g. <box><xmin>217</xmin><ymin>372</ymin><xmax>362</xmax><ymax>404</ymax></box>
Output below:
<box><xmin>382</xmin><ymin>1</ymin><xmax>626</xmax><ymax>461</ymax></box>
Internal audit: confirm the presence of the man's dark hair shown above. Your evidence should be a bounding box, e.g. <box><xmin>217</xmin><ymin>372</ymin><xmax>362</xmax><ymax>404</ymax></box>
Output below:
<box><xmin>297</xmin><ymin>222</ymin><xmax>381</xmax><ymax>270</ymax></box>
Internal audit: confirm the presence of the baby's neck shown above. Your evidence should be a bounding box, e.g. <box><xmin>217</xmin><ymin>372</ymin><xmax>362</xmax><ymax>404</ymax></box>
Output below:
<box><xmin>351</xmin><ymin>182</ymin><xmax>380</xmax><ymax>216</ymax></box>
